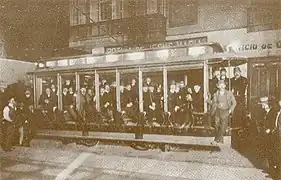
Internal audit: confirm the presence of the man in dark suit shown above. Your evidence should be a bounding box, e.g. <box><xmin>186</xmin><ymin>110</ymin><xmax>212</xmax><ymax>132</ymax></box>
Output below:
<box><xmin>220</xmin><ymin>68</ymin><xmax>229</xmax><ymax>90</ymax></box>
<box><xmin>230</xmin><ymin>66</ymin><xmax>248</xmax><ymax>149</ymax></box>
<box><xmin>266</xmin><ymin>95</ymin><xmax>281</xmax><ymax>179</ymax></box>
<box><xmin>62</xmin><ymin>87</ymin><xmax>77</xmax><ymax>122</ymax></box>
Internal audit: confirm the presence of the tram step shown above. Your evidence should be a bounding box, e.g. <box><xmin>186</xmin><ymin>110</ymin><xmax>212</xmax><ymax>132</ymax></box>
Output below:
<box><xmin>35</xmin><ymin>130</ymin><xmax>228</xmax><ymax>151</ymax></box>
<box><xmin>45</xmin><ymin>122</ymin><xmax>216</xmax><ymax>137</ymax></box>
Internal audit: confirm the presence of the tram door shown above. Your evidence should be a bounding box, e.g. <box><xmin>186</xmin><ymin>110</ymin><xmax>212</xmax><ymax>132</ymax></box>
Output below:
<box><xmin>250</xmin><ymin>61</ymin><xmax>281</xmax><ymax>104</ymax></box>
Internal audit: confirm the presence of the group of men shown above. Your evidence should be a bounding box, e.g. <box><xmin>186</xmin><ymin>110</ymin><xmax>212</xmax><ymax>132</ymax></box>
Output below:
<box><xmin>1</xmin><ymin>89</ymin><xmax>35</xmax><ymax>152</ymax></box>
<box><xmin>56</xmin><ymin>77</ymin><xmax>204</xmax><ymax>128</ymax></box>
<box><xmin>209</xmin><ymin>67</ymin><xmax>248</xmax><ymax>145</ymax></box>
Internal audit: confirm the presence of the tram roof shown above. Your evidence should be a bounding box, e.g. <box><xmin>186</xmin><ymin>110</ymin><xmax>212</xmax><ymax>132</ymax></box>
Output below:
<box><xmin>28</xmin><ymin>51</ymin><xmax>250</xmax><ymax>75</ymax></box>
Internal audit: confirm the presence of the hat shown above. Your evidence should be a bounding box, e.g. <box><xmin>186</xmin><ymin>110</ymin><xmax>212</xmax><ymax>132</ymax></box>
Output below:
<box><xmin>233</xmin><ymin>66</ymin><xmax>241</xmax><ymax>72</ymax></box>
<box><xmin>258</xmin><ymin>96</ymin><xmax>269</xmax><ymax>104</ymax></box>
<box><xmin>217</xmin><ymin>80</ymin><xmax>226</xmax><ymax>86</ymax></box>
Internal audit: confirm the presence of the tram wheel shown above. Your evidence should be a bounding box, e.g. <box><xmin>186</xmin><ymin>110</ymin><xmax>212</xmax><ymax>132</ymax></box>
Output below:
<box><xmin>77</xmin><ymin>140</ymin><xmax>100</xmax><ymax>147</ymax></box>
<box><xmin>130</xmin><ymin>143</ymin><xmax>149</xmax><ymax>151</ymax></box>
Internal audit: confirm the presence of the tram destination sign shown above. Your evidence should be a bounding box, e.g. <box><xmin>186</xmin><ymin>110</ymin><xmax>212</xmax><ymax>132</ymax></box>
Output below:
<box><xmin>105</xmin><ymin>37</ymin><xmax>208</xmax><ymax>54</ymax></box>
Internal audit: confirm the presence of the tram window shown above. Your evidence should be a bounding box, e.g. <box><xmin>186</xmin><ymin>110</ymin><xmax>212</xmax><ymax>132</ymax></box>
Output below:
<box><xmin>61</xmin><ymin>75</ymin><xmax>77</xmax><ymax>123</ymax></box>
<box><xmin>98</xmin><ymin>72</ymin><xmax>116</xmax><ymax>124</ymax></box>
<box><xmin>142</xmin><ymin>69</ymin><xmax>164</xmax><ymax>127</ymax></box>
<box><xmin>119</xmin><ymin>70</ymin><xmax>138</xmax><ymax>125</ymax></box>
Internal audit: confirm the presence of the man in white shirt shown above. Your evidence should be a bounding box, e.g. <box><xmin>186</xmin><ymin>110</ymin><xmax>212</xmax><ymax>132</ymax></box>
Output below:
<box><xmin>2</xmin><ymin>95</ymin><xmax>16</xmax><ymax>152</ymax></box>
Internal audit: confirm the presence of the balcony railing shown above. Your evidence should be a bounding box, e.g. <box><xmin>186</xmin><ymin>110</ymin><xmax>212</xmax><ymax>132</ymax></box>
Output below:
<box><xmin>70</xmin><ymin>13</ymin><xmax>167</xmax><ymax>45</ymax></box>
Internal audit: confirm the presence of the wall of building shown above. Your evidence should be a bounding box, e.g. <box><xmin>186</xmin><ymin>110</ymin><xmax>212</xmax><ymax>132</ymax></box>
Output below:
<box><xmin>167</xmin><ymin>0</ymin><xmax>248</xmax><ymax>36</ymax></box>
<box><xmin>0</xmin><ymin>58</ymin><xmax>36</xmax><ymax>87</ymax></box>
<box><xmin>69</xmin><ymin>0</ymin><xmax>250</xmax><ymax>51</ymax></box>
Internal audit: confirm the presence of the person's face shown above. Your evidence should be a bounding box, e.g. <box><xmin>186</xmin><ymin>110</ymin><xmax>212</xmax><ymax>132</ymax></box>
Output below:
<box><xmin>170</xmin><ymin>85</ymin><xmax>175</xmax><ymax>93</ymax></box>
<box><xmin>105</xmin><ymin>85</ymin><xmax>110</xmax><ymax>91</ymax></box>
<box><xmin>66</xmin><ymin>80</ymin><xmax>71</xmax><ymax>85</ymax></box>
<box><xmin>179</xmin><ymin>81</ymin><xmax>185</xmax><ymax>88</ymax></box>
<box><xmin>63</xmin><ymin>88</ymin><xmax>68</xmax><ymax>94</ymax></box>
<box><xmin>126</xmin><ymin>85</ymin><xmax>132</xmax><ymax>91</ymax></box>
<box><xmin>214</xmin><ymin>71</ymin><xmax>220</xmax><ymax>79</ymax></box>
<box><xmin>88</xmin><ymin>89</ymin><xmax>92</xmax><ymax>95</ymax></box>
<box><xmin>9</xmin><ymin>98</ymin><xmax>15</xmax><ymax>105</ymax></box>
<box><xmin>146</xmin><ymin>78</ymin><xmax>151</xmax><ymax>84</ymax></box>
<box><xmin>175</xmin><ymin>86</ymin><xmax>180</xmax><ymax>93</ymax></box>
<box><xmin>25</xmin><ymin>93</ymin><xmax>31</xmax><ymax>98</ymax></box>
<box><xmin>149</xmin><ymin>86</ymin><xmax>154</xmax><ymax>92</ymax></box>
<box><xmin>234</xmin><ymin>70</ymin><xmax>241</xmax><ymax>77</ymax></box>
<box><xmin>278</xmin><ymin>100</ymin><xmax>281</xmax><ymax>109</ymax></box>
<box><xmin>51</xmin><ymin>84</ymin><xmax>56</xmax><ymax>89</ymax></box>
<box><xmin>132</xmin><ymin>79</ymin><xmax>136</xmax><ymax>85</ymax></box>
<box><xmin>187</xmin><ymin>88</ymin><xmax>192</xmax><ymax>94</ymax></box>
<box><xmin>143</xmin><ymin>86</ymin><xmax>148</xmax><ymax>92</ymax></box>
<box><xmin>69</xmin><ymin>88</ymin><xmax>73</xmax><ymax>93</ymax></box>
<box><xmin>46</xmin><ymin>88</ymin><xmax>51</xmax><ymax>95</ymax></box>
<box><xmin>194</xmin><ymin>85</ymin><xmax>200</xmax><ymax>93</ymax></box>
<box><xmin>221</xmin><ymin>71</ymin><xmax>226</xmax><ymax>77</ymax></box>
<box><xmin>218</xmin><ymin>83</ymin><xmax>226</xmax><ymax>90</ymax></box>
<box><xmin>81</xmin><ymin>88</ymin><xmax>86</xmax><ymax>94</ymax></box>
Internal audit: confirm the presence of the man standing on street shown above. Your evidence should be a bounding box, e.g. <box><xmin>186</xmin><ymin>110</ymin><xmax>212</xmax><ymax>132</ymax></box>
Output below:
<box><xmin>2</xmin><ymin>95</ymin><xmax>17</xmax><ymax>152</ymax></box>
<box><xmin>266</xmin><ymin>94</ymin><xmax>281</xmax><ymax>179</ymax></box>
<box><xmin>211</xmin><ymin>80</ymin><xmax>237</xmax><ymax>144</ymax></box>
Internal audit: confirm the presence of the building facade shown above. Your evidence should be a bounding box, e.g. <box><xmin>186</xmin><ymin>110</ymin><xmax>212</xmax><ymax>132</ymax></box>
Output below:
<box><xmin>69</xmin><ymin>0</ymin><xmax>281</xmax><ymax>53</ymax></box>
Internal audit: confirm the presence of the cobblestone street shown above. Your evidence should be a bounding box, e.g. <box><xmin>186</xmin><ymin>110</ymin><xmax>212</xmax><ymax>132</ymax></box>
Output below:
<box><xmin>1</xmin><ymin>141</ymin><xmax>271</xmax><ymax>180</ymax></box>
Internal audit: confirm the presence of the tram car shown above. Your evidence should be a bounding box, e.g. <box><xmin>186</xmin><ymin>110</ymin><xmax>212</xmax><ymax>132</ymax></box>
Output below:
<box><xmin>22</xmin><ymin>42</ymin><xmax>281</xmax><ymax>148</ymax></box>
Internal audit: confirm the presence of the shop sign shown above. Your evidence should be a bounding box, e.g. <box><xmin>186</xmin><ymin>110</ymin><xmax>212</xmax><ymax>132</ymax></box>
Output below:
<box><xmin>105</xmin><ymin>37</ymin><xmax>208</xmax><ymax>54</ymax></box>
<box><xmin>237</xmin><ymin>40</ymin><xmax>281</xmax><ymax>52</ymax></box>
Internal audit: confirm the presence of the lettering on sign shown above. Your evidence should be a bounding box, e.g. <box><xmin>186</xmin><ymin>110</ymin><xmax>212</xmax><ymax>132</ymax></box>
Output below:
<box><xmin>105</xmin><ymin>37</ymin><xmax>208</xmax><ymax>54</ymax></box>
<box><xmin>238</xmin><ymin>41</ymin><xmax>281</xmax><ymax>51</ymax></box>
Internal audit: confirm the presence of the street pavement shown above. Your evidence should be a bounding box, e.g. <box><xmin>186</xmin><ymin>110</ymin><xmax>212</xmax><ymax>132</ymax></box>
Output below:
<box><xmin>0</xmin><ymin>141</ymin><xmax>272</xmax><ymax>180</ymax></box>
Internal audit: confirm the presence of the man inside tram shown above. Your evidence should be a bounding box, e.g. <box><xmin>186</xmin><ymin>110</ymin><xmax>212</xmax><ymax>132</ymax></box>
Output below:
<box><xmin>131</xmin><ymin>78</ymin><xmax>138</xmax><ymax>106</ymax></box>
<box><xmin>147</xmin><ymin>86</ymin><xmax>160</xmax><ymax>126</ymax></box>
<box><xmin>210</xmin><ymin>70</ymin><xmax>220</xmax><ymax>95</ymax></box>
<box><xmin>154</xmin><ymin>84</ymin><xmax>164</xmax><ymax>126</ymax></box>
<box><xmin>192</xmin><ymin>84</ymin><xmax>204</xmax><ymax>113</ymax></box>
<box><xmin>76</xmin><ymin>87</ymin><xmax>87</xmax><ymax>125</ymax></box>
<box><xmin>220</xmin><ymin>68</ymin><xmax>229</xmax><ymax>89</ymax></box>
<box><xmin>22</xmin><ymin>90</ymin><xmax>36</xmax><ymax>144</ymax></box>
<box><xmin>85</xmin><ymin>88</ymin><xmax>96</xmax><ymax>123</ymax></box>
<box><xmin>38</xmin><ymin>87</ymin><xmax>58</xmax><ymax>126</ymax></box>
<box><xmin>231</xmin><ymin>66</ymin><xmax>248</xmax><ymax>135</ymax></box>
<box><xmin>210</xmin><ymin>80</ymin><xmax>236</xmax><ymax>145</ymax></box>
<box><xmin>101</xmin><ymin>84</ymin><xmax>114</xmax><ymax>123</ymax></box>
<box><xmin>168</xmin><ymin>83</ymin><xmax>181</xmax><ymax>127</ymax></box>
<box><xmin>62</xmin><ymin>87</ymin><xmax>77</xmax><ymax>122</ymax></box>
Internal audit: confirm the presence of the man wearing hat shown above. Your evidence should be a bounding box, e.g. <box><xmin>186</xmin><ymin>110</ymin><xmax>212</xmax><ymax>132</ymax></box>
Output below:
<box><xmin>230</xmin><ymin>66</ymin><xmax>248</xmax><ymax>149</ymax></box>
<box><xmin>2</xmin><ymin>95</ymin><xmax>16</xmax><ymax>151</ymax></box>
<box><xmin>210</xmin><ymin>80</ymin><xmax>236</xmax><ymax>144</ymax></box>
<box><xmin>265</xmin><ymin>93</ymin><xmax>281</xmax><ymax>179</ymax></box>
<box><xmin>220</xmin><ymin>67</ymin><xmax>229</xmax><ymax>90</ymax></box>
